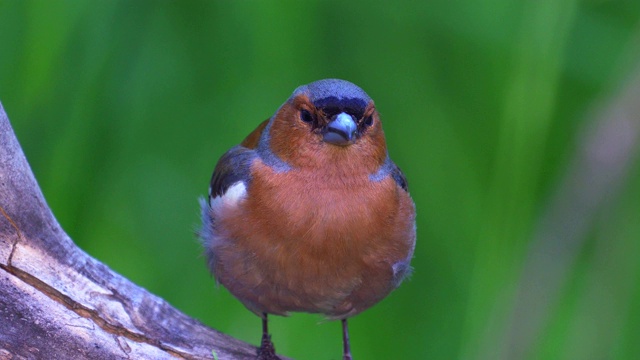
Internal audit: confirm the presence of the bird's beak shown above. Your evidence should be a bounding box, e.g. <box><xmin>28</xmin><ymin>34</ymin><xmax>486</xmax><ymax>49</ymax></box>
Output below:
<box><xmin>323</xmin><ymin>112</ymin><xmax>357</xmax><ymax>146</ymax></box>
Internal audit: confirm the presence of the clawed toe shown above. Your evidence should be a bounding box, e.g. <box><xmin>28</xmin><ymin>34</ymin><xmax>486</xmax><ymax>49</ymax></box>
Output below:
<box><xmin>257</xmin><ymin>334</ymin><xmax>280</xmax><ymax>360</ymax></box>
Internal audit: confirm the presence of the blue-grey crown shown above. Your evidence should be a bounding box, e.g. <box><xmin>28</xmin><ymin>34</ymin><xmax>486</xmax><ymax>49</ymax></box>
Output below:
<box><xmin>292</xmin><ymin>79</ymin><xmax>372</xmax><ymax>114</ymax></box>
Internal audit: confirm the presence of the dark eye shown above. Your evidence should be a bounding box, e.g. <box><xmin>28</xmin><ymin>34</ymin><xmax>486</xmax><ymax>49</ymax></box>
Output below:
<box><xmin>364</xmin><ymin>115</ymin><xmax>374</xmax><ymax>127</ymax></box>
<box><xmin>300</xmin><ymin>109</ymin><xmax>313</xmax><ymax>123</ymax></box>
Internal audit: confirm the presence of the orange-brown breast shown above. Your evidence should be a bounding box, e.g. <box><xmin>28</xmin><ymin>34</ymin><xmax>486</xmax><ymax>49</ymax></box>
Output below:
<box><xmin>212</xmin><ymin>158</ymin><xmax>416</xmax><ymax>318</ymax></box>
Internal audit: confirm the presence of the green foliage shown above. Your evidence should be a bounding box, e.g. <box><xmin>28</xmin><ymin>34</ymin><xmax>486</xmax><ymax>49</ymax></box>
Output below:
<box><xmin>1</xmin><ymin>1</ymin><xmax>639</xmax><ymax>359</ymax></box>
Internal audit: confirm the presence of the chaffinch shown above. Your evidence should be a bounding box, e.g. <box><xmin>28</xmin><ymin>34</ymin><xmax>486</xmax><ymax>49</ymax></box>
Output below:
<box><xmin>200</xmin><ymin>79</ymin><xmax>416</xmax><ymax>360</ymax></box>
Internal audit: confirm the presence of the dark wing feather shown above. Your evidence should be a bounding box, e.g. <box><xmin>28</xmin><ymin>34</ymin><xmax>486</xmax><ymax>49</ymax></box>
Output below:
<box><xmin>209</xmin><ymin>145</ymin><xmax>256</xmax><ymax>199</ymax></box>
<box><xmin>390</xmin><ymin>162</ymin><xmax>409</xmax><ymax>192</ymax></box>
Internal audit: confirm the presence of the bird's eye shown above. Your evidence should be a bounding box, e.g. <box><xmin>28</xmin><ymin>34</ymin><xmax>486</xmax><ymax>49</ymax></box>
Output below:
<box><xmin>300</xmin><ymin>109</ymin><xmax>314</xmax><ymax>123</ymax></box>
<box><xmin>364</xmin><ymin>115</ymin><xmax>374</xmax><ymax>127</ymax></box>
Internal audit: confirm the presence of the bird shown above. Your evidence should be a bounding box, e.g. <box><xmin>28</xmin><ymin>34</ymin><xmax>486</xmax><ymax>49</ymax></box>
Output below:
<box><xmin>199</xmin><ymin>79</ymin><xmax>416</xmax><ymax>360</ymax></box>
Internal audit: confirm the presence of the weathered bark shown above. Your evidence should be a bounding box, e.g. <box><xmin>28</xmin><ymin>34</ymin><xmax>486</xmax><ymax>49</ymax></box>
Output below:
<box><xmin>0</xmin><ymin>102</ymin><xmax>288</xmax><ymax>360</ymax></box>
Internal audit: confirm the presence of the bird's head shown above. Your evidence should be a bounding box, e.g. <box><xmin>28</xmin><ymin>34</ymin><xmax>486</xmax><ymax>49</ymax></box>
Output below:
<box><xmin>267</xmin><ymin>79</ymin><xmax>388</xmax><ymax>171</ymax></box>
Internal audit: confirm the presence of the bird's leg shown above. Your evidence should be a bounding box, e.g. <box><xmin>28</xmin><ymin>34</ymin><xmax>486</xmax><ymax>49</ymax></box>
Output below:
<box><xmin>342</xmin><ymin>318</ymin><xmax>353</xmax><ymax>360</ymax></box>
<box><xmin>257</xmin><ymin>313</ymin><xmax>280</xmax><ymax>360</ymax></box>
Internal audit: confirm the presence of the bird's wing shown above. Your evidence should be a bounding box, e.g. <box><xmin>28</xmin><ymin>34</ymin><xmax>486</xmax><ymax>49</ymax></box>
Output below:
<box><xmin>201</xmin><ymin>145</ymin><xmax>256</xmax><ymax>285</ymax></box>
<box><xmin>390</xmin><ymin>161</ymin><xmax>409</xmax><ymax>192</ymax></box>
<box><xmin>372</xmin><ymin>157</ymin><xmax>410</xmax><ymax>192</ymax></box>
<box><xmin>209</xmin><ymin>145</ymin><xmax>256</xmax><ymax>200</ymax></box>
<box><xmin>209</xmin><ymin>118</ymin><xmax>269</xmax><ymax>198</ymax></box>
<box><xmin>240</xmin><ymin>118</ymin><xmax>269</xmax><ymax>149</ymax></box>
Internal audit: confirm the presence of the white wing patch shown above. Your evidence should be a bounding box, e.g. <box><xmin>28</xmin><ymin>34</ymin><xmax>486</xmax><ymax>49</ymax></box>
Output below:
<box><xmin>209</xmin><ymin>181</ymin><xmax>247</xmax><ymax>211</ymax></box>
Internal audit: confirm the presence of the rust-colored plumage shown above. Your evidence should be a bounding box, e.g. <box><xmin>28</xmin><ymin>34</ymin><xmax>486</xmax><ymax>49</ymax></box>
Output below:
<box><xmin>200</xmin><ymin>79</ymin><xmax>415</xmax><ymax>360</ymax></box>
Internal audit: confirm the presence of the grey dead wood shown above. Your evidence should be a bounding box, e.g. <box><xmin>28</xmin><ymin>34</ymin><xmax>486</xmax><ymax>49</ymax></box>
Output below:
<box><xmin>0</xmin><ymin>102</ymin><xmax>290</xmax><ymax>360</ymax></box>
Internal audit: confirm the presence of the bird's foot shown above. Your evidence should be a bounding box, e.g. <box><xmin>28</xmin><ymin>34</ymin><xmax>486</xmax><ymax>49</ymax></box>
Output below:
<box><xmin>257</xmin><ymin>334</ymin><xmax>280</xmax><ymax>360</ymax></box>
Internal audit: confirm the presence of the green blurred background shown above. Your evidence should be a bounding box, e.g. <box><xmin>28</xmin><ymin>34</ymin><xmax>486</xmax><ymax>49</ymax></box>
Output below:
<box><xmin>1</xmin><ymin>1</ymin><xmax>640</xmax><ymax>359</ymax></box>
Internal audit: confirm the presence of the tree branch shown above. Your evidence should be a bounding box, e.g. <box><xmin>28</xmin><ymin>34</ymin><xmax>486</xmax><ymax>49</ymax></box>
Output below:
<box><xmin>0</xmin><ymin>102</ymin><xmax>288</xmax><ymax>360</ymax></box>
